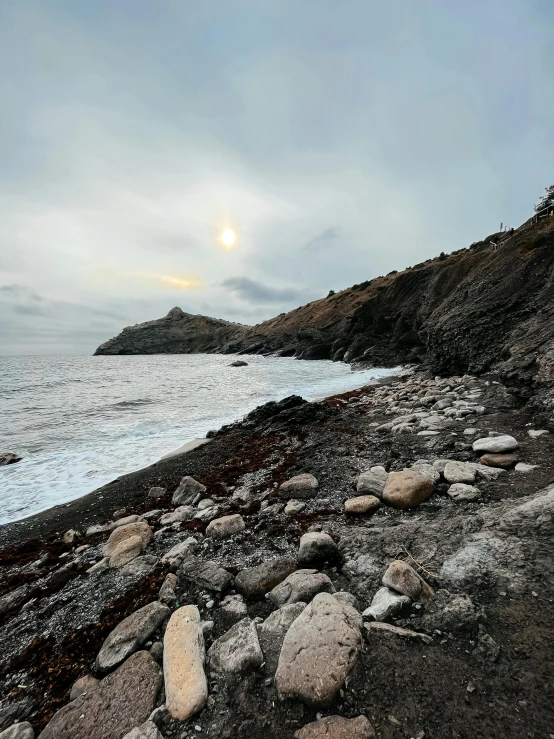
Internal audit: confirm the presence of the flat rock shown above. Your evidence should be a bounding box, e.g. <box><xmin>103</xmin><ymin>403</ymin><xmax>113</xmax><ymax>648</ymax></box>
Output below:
<box><xmin>472</xmin><ymin>435</ymin><xmax>519</xmax><ymax>454</ymax></box>
<box><xmin>382</xmin><ymin>470</ymin><xmax>433</xmax><ymax>509</ymax></box>
<box><xmin>159</xmin><ymin>573</ymin><xmax>178</xmax><ymax>606</ymax></box>
<box><xmin>258</xmin><ymin>602</ymin><xmax>306</xmax><ymax>674</ymax></box>
<box><xmin>161</xmin><ymin>537</ymin><xmax>199</xmax><ymax>568</ymax></box>
<box><xmin>528</xmin><ymin>429</ymin><xmax>549</xmax><ymax>438</ymax></box>
<box><xmin>39</xmin><ymin>651</ymin><xmax>162</xmax><ymax>739</ymax></box>
<box><xmin>159</xmin><ymin>506</ymin><xmax>195</xmax><ymax>526</ymax></box>
<box><xmin>0</xmin><ymin>723</ymin><xmax>34</xmax><ymax>739</ymax></box>
<box><xmin>443</xmin><ymin>461</ymin><xmax>476</xmax><ymax>484</ymax></box>
<box><xmin>362</xmin><ymin>586</ymin><xmax>410</xmax><ymax>621</ymax></box>
<box><xmin>285</xmin><ymin>500</ymin><xmax>306</xmax><ymax>515</ymax></box>
<box><xmin>267</xmin><ymin>569</ymin><xmax>335</xmax><ymax>607</ymax></box>
<box><xmin>179</xmin><ymin>554</ymin><xmax>233</xmax><ymax>592</ymax></box>
<box><xmin>295</xmin><ymin>715</ymin><xmax>375</xmax><ymax>739</ymax></box>
<box><xmin>515</xmin><ymin>462</ymin><xmax>538</xmax><ymax>473</ymax></box>
<box><xmin>172</xmin><ymin>476</ymin><xmax>206</xmax><ymax>507</ymax></box>
<box><xmin>447</xmin><ymin>483</ymin><xmax>481</xmax><ymax>502</ymax></box>
<box><xmin>470</xmin><ymin>463</ymin><xmax>507</xmax><ymax>481</ymax></box>
<box><xmin>344</xmin><ymin>496</ymin><xmax>381</xmax><ymax>514</ymax></box>
<box><xmin>278</xmin><ymin>473</ymin><xmax>319</xmax><ymax>500</ymax></box>
<box><xmin>95</xmin><ymin>601</ymin><xmax>170</xmax><ymax>673</ymax></box>
<box><xmin>0</xmin><ymin>452</ymin><xmax>22</xmax><ymax>466</ymax></box>
<box><xmin>298</xmin><ymin>532</ymin><xmax>338</xmax><ymax>566</ymax></box>
<box><xmin>119</xmin><ymin>555</ymin><xmax>159</xmax><ymax>578</ymax></box>
<box><xmin>479</xmin><ymin>453</ymin><xmax>518</xmax><ymax>468</ymax></box>
<box><xmin>356</xmin><ymin>467</ymin><xmax>388</xmax><ymax>496</ymax></box>
<box><xmin>112</xmin><ymin>515</ymin><xmax>146</xmax><ymax>529</ymax></box>
<box><xmin>164</xmin><ymin>606</ymin><xmax>208</xmax><ymax>722</ymax></box>
<box><xmin>109</xmin><ymin>535</ymin><xmax>144</xmax><ymax>568</ymax></box>
<box><xmin>206</xmin><ymin>514</ymin><xmax>245</xmax><ymax>539</ymax></box>
<box><xmin>234</xmin><ymin>557</ymin><xmax>297</xmax><ymax>600</ymax></box>
<box><xmin>275</xmin><ymin>592</ymin><xmax>362</xmax><ymax>707</ymax></box>
<box><xmin>208</xmin><ymin>617</ymin><xmax>263</xmax><ymax>675</ymax></box>
<box><xmin>121</xmin><ymin>722</ymin><xmax>163</xmax><ymax>739</ymax></box>
<box><xmin>382</xmin><ymin>560</ymin><xmax>433</xmax><ymax>601</ymax></box>
<box><xmin>147</xmin><ymin>486</ymin><xmax>166</xmax><ymax>499</ymax></box>
<box><xmin>219</xmin><ymin>594</ymin><xmax>248</xmax><ymax>623</ymax></box>
<box><xmin>104</xmin><ymin>523</ymin><xmax>153</xmax><ymax>558</ymax></box>
<box><xmin>365</xmin><ymin>621</ymin><xmax>433</xmax><ymax>645</ymax></box>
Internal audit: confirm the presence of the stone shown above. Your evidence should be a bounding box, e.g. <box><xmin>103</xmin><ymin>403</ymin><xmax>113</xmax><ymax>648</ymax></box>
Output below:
<box><xmin>294</xmin><ymin>715</ymin><xmax>375</xmax><ymax>739</ymax></box>
<box><xmin>410</xmin><ymin>462</ymin><xmax>441</xmax><ymax>485</ymax></box>
<box><xmin>362</xmin><ymin>586</ymin><xmax>410</xmax><ymax>621</ymax></box>
<box><xmin>463</xmin><ymin>428</ymin><xmax>479</xmax><ymax>435</ymax></box>
<box><xmin>148</xmin><ymin>486</ymin><xmax>166</xmax><ymax>499</ymax></box>
<box><xmin>470</xmin><ymin>463</ymin><xmax>506</xmax><ymax>481</ymax></box>
<box><xmin>220</xmin><ymin>594</ymin><xmax>248</xmax><ymax>623</ymax></box>
<box><xmin>258</xmin><ymin>603</ymin><xmax>307</xmax><ymax>674</ymax></box>
<box><xmin>172</xmin><ymin>476</ymin><xmax>206</xmax><ymax>507</ymax></box>
<box><xmin>161</xmin><ymin>537</ymin><xmax>199</xmax><ymax>568</ymax></box>
<box><xmin>267</xmin><ymin>569</ymin><xmax>335</xmax><ymax>607</ymax></box>
<box><xmin>206</xmin><ymin>514</ymin><xmax>245</xmax><ymax>539</ymax></box>
<box><xmin>87</xmin><ymin>557</ymin><xmax>111</xmax><ymax>574</ymax></box>
<box><xmin>164</xmin><ymin>606</ymin><xmax>208</xmax><ymax>722</ymax></box>
<box><xmin>208</xmin><ymin>617</ymin><xmax>263</xmax><ymax>675</ymax></box>
<box><xmin>179</xmin><ymin>554</ymin><xmax>233</xmax><ymax>592</ymax></box>
<box><xmin>39</xmin><ymin>651</ymin><xmax>162</xmax><ymax>739</ymax></box>
<box><xmin>0</xmin><ymin>724</ymin><xmax>34</xmax><ymax>739</ymax></box>
<box><xmin>121</xmin><ymin>721</ymin><xmax>163</xmax><ymax>739</ymax></box>
<box><xmin>70</xmin><ymin>674</ymin><xmax>100</xmax><ymax>701</ymax></box>
<box><xmin>356</xmin><ymin>467</ymin><xmax>388</xmax><ymax>496</ymax></box>
<box><xmin>149</xmin><ymin>641</ymin><xmax>163</xmax><ymax>663</ymax></box>
<box><xmin>382</xmin><ymin>470</ymin><xmax>433</xmax><ymax>509</ymax></box>
<box><xmin>0</xmin><ymin>585</ymin><xmax>31</xmax><ymax>618</ymax></box>
<box><xmin>440</xmin><ymin>534</ymin><xmax>525</xmax><ymax>591</ymax></box>
<box><xmin>479</xmin><ymin>453</ymin><xmax>518</xmax><ymax>468</ymax></box>
<box><xmin>333</xmin><ymin>591</ymin><xmax>360</xmax><ymax>611</ymax></box>
<box><xmin>515</xmin><ymin>462</ymin><xmax>538</xmax><ymax>473</ymax></box>
<box><xmin>193</xmin><ymin>506</ymin><xmax>220</xmax><ymax>522</ymax></box>
<box><xmin>278</xmin><ymin>473</ymin><xmax>319</xmax><ymax>500</ymax></box>
<box><xmin>420</xmin><ymin>589</ymin><xmax>479</xmax><ymax>632</ymax></box>
<box><xmin>197</xmin><ymin>498</ymin><xmax>214</xmax><ymax>510</ymax></box>
<box><xmin>447</xmin><ymin>484</ymin><xmax>481</xmax><ymax>502</ymax></box>
<box><xmin>230</xmin><ymin>360</ymin><xmax>248</xmax><ymax>367</ymax></box>
<box><xmin>365</xmin><ymin>621</ymin><xmax>433</xmax><ymax>645</ymax></box>
<box><xmin>382</xmin><ymin>560</ymin><xmax>433</xmax><ymax>601</ymax></box>
<box><xmin>159</xmin><ymin>506</ymin><xmax>195</xmax><ymax>526</ymax></box>
<box><xmin>104</xmin><ymin>523</ymin><xmax>153</xmax><ymax>558</ymax></box>
<box><xmin>234</xmin><ymin>557</ymin><xmax>297</xmax><ymax>600</ymax></box>
<box><xmin>109</xmin><ymin>535</ymin><xmax>144</xmax><ymax>568</ymax></box>
<box><xmin>443</xmin><ymin>461</ymin><xmax>476</xmax><ymax>484</ymax></box>
<box><xmin>159</xmin><ymin>573</ymin><xmax>178</xmax><ymax>606</ymax></box>
<box><xmin>142</xmin><ymin>510</ymin><xmax>161</xmax><ymax>521</ymax></box>
<box><xmin>344</xmin><ymin>496</ymin><xmax>381</xmax><ymax>514</ymax></box>
<box><xmin>62</xmin><ymin>529</ymin><xmax>81</xmax><ymax>545</ymax></box>
<box><xmin>472</xmin><ymin>435</ymin><xmax>519</xmax><ymax>454</ymax></box>
<box><xmin>86</xmin><ymin>522</ymin><xmax>117</xmax><ymax>537</ymax></box>
<box><xmin>298</xmin><ymin>532</ymin><xmax>338</xmax><ymax>566</ymax></box>
<box><xmin>95</xmin><ymin>601</ymin><xmax>171</xmax><ymax>673</ymax></box>
<box><xmin>112</xmin><ymin>515</ymin><xmax>146</xmax><ymax>529</ymax></box>
<box><xmin>120</xmin><ymin>555</ymin><xmax>159</xmax><ymax>578</ymax></box>
<box><xmin>0</xmin><ymin>452</ymin><xmax>22</xmax><ymax>466</ymax></box>
<box><xmin>275</xmin><ymin>593</ymin><xmax>362</xmax><ymax>707</ymax></box>
<box><xmin>417</xmin><ymin>430</ymin><xmax>440</xmax><ymax>436</ymax></box>
<box><xmin>528</xmin><ymin>429</ymin><xmax>549</xmax><ymax>438</ymax></box>
<box><xmin>284</xmin><ymin>500</ymin><xmax>306</xmax><ymax>515</ymax></box>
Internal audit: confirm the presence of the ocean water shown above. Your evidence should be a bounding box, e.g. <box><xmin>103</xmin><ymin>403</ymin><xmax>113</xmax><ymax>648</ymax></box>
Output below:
<box><xmin>0</xmin><ymin>354</ymin><xmax>400</xmax><ymax>524</ymax></box>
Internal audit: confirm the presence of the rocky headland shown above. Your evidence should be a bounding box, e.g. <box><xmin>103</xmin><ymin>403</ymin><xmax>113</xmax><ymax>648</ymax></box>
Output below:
<box><xmin>1</xmin><ymin>214</ymin><xmax>554</xmax><ymax>739</ymax></box>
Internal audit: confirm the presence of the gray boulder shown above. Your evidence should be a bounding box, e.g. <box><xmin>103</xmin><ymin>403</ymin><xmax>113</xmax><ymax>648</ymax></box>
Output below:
<box><xmin>298</xmin><ymin>532</ymin><xmax>338</xmax><ymax>566</ymax></box>
<box><xmin>208</xmin><ymin>618</ymin><xmax>263</xmax><ymax>675</ymax></box>
<box><xmin>356</xmin><ymin>467</ymin><xmax>388</xmax><ymax>496</ymax></box>
<box><xmin>443</xmin><ymin>461</ymin><xmax>477</xmax><ymax>484</ymax></box>
<box><xmin>234</xmin><ymin>557</ymin><xmax>297</xmax><ymax>600</ymax></box>
<box><xmin>179</xmin><ymin>554</ymin><xmax>233</xmax><ymax>592</ymax></box>
<box><xmin>472</xmin><ymin>435</ymin><xmax>519</xmax><ymax>454</ymax></box>
<box><xmin>0</xmin><ymin>723</ymin><xmax>34</xmax><ymax>739</ymax></box>
<box><xmin>267</xmin><ymin>569</ymin><xmax>335</xmax><ymax>607</ymax></box>
<box><xmin>161</xmin><ymin>537</ymin><xmax>198</xmax><ymax>568</ymax></box>
<box><xmin>219</xmin><ymin>594</ymin><xmax>248</xmax><ymax>623</ymax></box>
<box><xmin>172</xmin><ymin>476</ymin><xmax>206</xmax><ymax>507</ymax></box>
<box><xmin>362</xmin><ymin>586</ymin><xmax>410</xmax><ymax>621</ymax></box>
<box><xmin>278</xmin><ymin>474</ymin><xmax>319</xmax><ymax>500</ymax></box>
<box><xmin>258</xmin><ymin>602</ymin><xmax>306</xmax><ymax>674</ymax></box>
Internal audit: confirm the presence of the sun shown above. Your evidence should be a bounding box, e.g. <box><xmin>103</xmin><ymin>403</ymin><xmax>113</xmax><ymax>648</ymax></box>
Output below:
<box><xmin>221</xmin><ymin>228</ymin><xmax>236</xmax><ymax>249</ymax></box>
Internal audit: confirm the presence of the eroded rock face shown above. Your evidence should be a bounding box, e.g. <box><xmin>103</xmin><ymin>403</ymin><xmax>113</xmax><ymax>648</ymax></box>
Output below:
<box><xmin>234</xmin><ymin>557</ymin><xmax>297</xmax><ymax>600</ymax></box>
<box><xmin>275</xmin><ymin>593</ymin><xmax>362</xmax><ymax>707</ymax></box>
<box><xmin>294</xmin><ymin>715</ymin><xmax>375</xmax><ymax>739</ymax></box>
<box><xmin>163</xmin><ymin>606</ymin><xmax>208</xmax><ymax>722</ymax></box>
<box><xmin>382</xmin><ymin>470</ymin><xmax>433</xmax><ymax>509</ymax></box>
<box><xmin>207</xmin><ymin>618</ymin><xmax>263</xmax><ymax>675</ymax></box>
<box><xmin>267</xmin><ymin>569</ymin><xmax>335</xmax><ymax>607</ymax></box>
<box><xmin>278</xmin><ymin>474</ymin><xmax>319</xmax><ymax>500</ymax></box>
<box><xmin>39</xmin><ymin>651</ymin><xmax>162</xmax><ymax>739</ymax></box>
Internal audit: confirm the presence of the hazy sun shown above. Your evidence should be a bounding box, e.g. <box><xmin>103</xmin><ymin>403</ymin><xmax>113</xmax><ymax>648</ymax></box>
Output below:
<box><xmin>221</xmin><ymin>228</ymin><xmax>236</xmax><ymax>249</ymax></box>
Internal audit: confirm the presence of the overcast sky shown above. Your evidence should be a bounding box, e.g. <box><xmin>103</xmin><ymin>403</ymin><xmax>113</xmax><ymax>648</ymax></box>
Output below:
<box><xmin>1</xmin><ymin>0</ymin><xmax>553</xmax><ymax>354</ymax></box>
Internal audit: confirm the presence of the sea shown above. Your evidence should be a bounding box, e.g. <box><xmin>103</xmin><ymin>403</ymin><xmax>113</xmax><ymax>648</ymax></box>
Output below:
<box><xmin>0</xmin><ymin>354</ymin><xmax>400</xmax><ymax>525</ymax></box>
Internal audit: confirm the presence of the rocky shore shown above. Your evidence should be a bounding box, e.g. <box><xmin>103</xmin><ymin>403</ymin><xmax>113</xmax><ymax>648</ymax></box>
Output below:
<box><xmin>1</xmin><ymin>368</ymin><xmax>554</xmax><ymax>738</ymax></box>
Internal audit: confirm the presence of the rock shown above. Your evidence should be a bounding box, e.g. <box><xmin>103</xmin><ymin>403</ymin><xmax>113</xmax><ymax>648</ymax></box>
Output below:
<box><xmin>159</xmin><ymin>506</ymin><xmax>195</xmax><ymax>526</ymax></box>
<box><xmin>172</xmin><ymin>476</ymin><xmax>206</xmax><ymax>507</ymax></box>
<box><xmin>62</xmin><ymin>529</ymin><xmax>81</xmax><ymax>546</ymax></box>
<box><xmin>148</xmin><ymin>486</ymin><xmax>166</xmax><ymax>499</ymax></box>
<box><xmin>179</xmin><ymin>554</ymin><xmax>233</xmax><ymax>592</ymax></box>
<box><xmin>362</xmin><ymin>586</ymin><xmax>411</xmax><ymax>621</ymax></box>
<box><xmin>120</xmin><ymin>555</ymin><xmax>159</xmax><ymax>578</ymax></box>
<box><xmin>113</xmin><ymin>509</ymin><xmax>128</xmax><ymax>520</ymax></box>
<box><xmin>515</xmin><ymin>462</ymin><xmax>538</xmax><ymax>473</ymax></box>
<box><xmin>39</xmin><ymin>651</ymin><xmax>162</xmax><ymax>739</ymax></box>
<box><xmin>142</xmin><ymin>510</ymin><xmax>161</xmax><ymax>521</ymax></box>
<box><xmin>365</xmin><ymin>621</ymin><xmax>433</xmax><ymax>645</ymax></box>
<box><xmin>267</xmin><ymin>569</ymin><xmax>335</xmax><ymax>607</ymax></box>
<box><xmin>104</xmin><ymin>523</ymin><xmax>153</xmax><ymax>558</ymax></box>
<box><xmin>298</xmin><ymin>532</ymin><xmax>338</xmax><ymax>566</ymax></box>
<box><xmin>69</xmin><ymin>674</ymin><xmax>100</xmax><ymax>701</ymax></box>
<box><xmin>87</xmin><ymin>557</ymin><xmax>110</xmax><ymax>574</ymax></box>
<box><xmin>163</xmin><ymin>606</ymin><xmax>208</xmax><ymax>721</ymax></box>
<box><xmin>275</xmin><ymin>593</ymin><xmax>362</xmax><ymax>707</ymax></box>
<box><xmin>230</xmin><ymin>360</ymin><xmax>248</xmax><ymax>366</ymax></box>
<box><xmin>447</xmin><ymin>484</ymin><xmax>481</xmax><ymax>502</ymax></box>
<box><xmin>382</xmin><ymin>560</ymin><xmax>433</xmax><ymax>601</ymax></box>
<box><xmin>234</xmin><ymin>557</ymin><xmax>297</xmax><ymax>600</ymax></box>
<box><xmin>258</xmin><ymin>603</ymin><xmax>306</xmax><ymax>674</ymax></box>
<box><xmin>208</xmin><ymin>617</ymin><xmax>263</xmax><ymax>675</ymax></box>
<box><xmin>121</xmin><ymin>721</ymin><xmax>163</xmax><ymax>739</ymax></box>
<box><xmin>440</xmin><ymin>534</ymin><xmax>525</xmax><ymax>591</ymax></box>
<box><xmin>472</xmin><ymin>435</ymin><xmax>519</xmax><ymax>454</ymax></box>
<box><xmin>382</xmin><ymin>470</ymin><xmax>433</xmax><ymax>509</ymax></box>
<box><xmin>528</xmin><ymin>429</ymin><xmax>549</xmax><ymax>438</ymax></box>
<box><xmin>149</xmin><ymin>641</ymin><xmax>163</xmax><ymax>663</ymax></box>
<box><xmin>109</xmin><ymin>535</ymin><xmax>144</xmax><ymax>568</ymax></box>
<box><xmin>479</xmin><ymin>453</ymin><xmax>518</xmax><ymax>468</ymax></box>
<box><xmin>443</xmin><ymin>461</ymin><xmax>476</xmax><ymax>484</ymax></box>
<box><xmin>0</xmin><ymin>585</ymin><xmax>31</xmax><ymax>618</ymax></box>
<box><xmin>161</xmin><ymin>537</ymin><xmax>198</xmax><ymax>568</ymax></box>
<box><xmin>417</xmin><ymin>430</ymin><xmax>440</xmax><ymax>436</ymax></box>
<box><xmin>356</xmin><ymin>467</ymin><xmax>388</xmax><ymax>496</ymax></box>
<box><xmin>0</xmin><ymin>723</ymin><xmax>34</xmax><ymax>739</ymax></box>
<box><xmin>333</xmin><ymin>591</ymin><xmax>360</xmax><ymax>611</ymax></box>
<box><xmin>197</xmin><ymin>498</ymin><xmax>214</xmax><ymax>510</ymax></box>
<box><xmin>410</xmin><ymin>462</ymin><xmax>441</xmax><ymax>484</ymax></box>
<box><xmin>470</xmin><ymin>463</ymin><xmax>506</xmax><ymax>481</ymax></box>
<box><xmin>463</xmin><ymin>428</ymin><xmax>479</xmax><ymax>436</ymax></box>
<box><xmin>284</xmin><ymin>500</ymin><xmax>306</xmax><ymax>515</ymax></box>
<box><xmin>112</xmin><ymin>515</ymin><xmax>146</xmax><ymax>529</ymax></box>
<box><xmin>344</xmin><ymin>496</ymin><xmax>381</xmax><ymax>514</ymax></box>
<box><xmin>95</xmin><ymin>601</ymin><xmax>171</xmax><ymax>673</ymax></box>
<box><xmin>0</xmin><ymin>452</ymin><xmax>22</xmax><ymax>466</ymax></box>
<box><xmin>278</xmin><ymin>473</ymin><xmax>319</xmax><ymax>500</ymax></box>
<box><xmin>420</xmin><ymin>589</ymin><xmax>479</xmax><ymax>632</ymax></box>
<box><xmin>193</xmin><ymin>506</ymin><xmax>220</xmax><ymax>523</ymax></box>
<box><xmin>294</xmin><ymin>715</ymin><xmax>375</xmax><ymax>739</ymax></box>
<box><xmin>86</xmin><ymin>522</ymin><xmax>117</xmax><ymax>537</ymax></box>
<box><xmin>206</xmin><ymin>514</ymin><xmax>245</xmax><ymax>539</ymax></box>
<box><xmin>159</xmin><ymin>573</ymin><xmax>178</xmax><ymax>606</ymax></box>
<box><xmin>220</xmin><ymin>594</ymin><xmax>248</xmax><ymax>623</ymax></box>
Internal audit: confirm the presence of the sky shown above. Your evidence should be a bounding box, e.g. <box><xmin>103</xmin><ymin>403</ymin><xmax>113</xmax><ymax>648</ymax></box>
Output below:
<box><xmin>1</xmin><ymin>0</ymin><xmax>553</xmax><ymax>354</ymax></box>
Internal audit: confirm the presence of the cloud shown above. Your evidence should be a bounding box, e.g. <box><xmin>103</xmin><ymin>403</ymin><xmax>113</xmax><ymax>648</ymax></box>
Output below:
<box><xmin>220</xmin><ymin>276</ymin><xmax>314</xmax><ymax>303</ymax></box>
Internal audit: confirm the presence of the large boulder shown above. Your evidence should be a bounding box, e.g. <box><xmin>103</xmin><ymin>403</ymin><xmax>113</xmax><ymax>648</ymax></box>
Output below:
<box><xmin>356</xmin><ymin>467</ymin><xmax>388</xmax><ymax>496</ymax></box>
<box><xmin>275</xmin><ymin>593</ymin><xmax>362</xmax><ymax>707</ymax></box>
<box><xmin>382</xmin><ymin>560</ymin><xmax>433</xmax><ymax>601</ymax></box>
<box><xmin>207</xmin><ymin>618</ymin><xmax>263</xmax><ymax>675</ymax></box>
<box><xmin>382</xmin><ymin>470</ymin><xmax>433</xmax><ymax>509</ymax></box>
<box><xmin>278</xmin><ymin>474</ymin><xmax>319</xmax><ymax>500</ymax></box>
<box><xmin>161</xmin><ymin>537</ymin><xmax>198</xmax><ymax>568</ymax></box>
<box><xmin>472</xmin><ymin>435</ymin><xmax>519</xmax><ymax>454</ymax></box>
<box><xmin>295</xmin><ymin>715</ymin><xmax>375</xmax><ymax>739</ymax></box>
<box><xmin>0</xmin><ymin>723</ymin><xmax>34</xmax><ymax>739</ymax></box>
<box><xmin>172</xmin><ymin>476</ymin><xmax>206</xmax><ymax>507</ymax></box>
<box><xmin>298</xmin><ymin>532</ymin><xmax>338</xmax><ymax>566</ymax></box>
<box><xmin>267</xmin><ymin>569</ymin><xmax>335</xmax><ymax>607</ymax></box>
<box><xmin>109</xmin><ymin>536</ymin><xmax>144</xmax><ymax>568</ymax></box>
<box><xmin>206</xmin><ymin>514</ymin><xmax>245</xmax><ymax>539</ymax></box>
<box><xmin>38</xmin><ymin>651</ymin><xmax>162</xmax><ymax>739</ymax></box>
<box><xmin>104</xmin><ymin>523</ymin><xmax>152</xmax><ymax>558</ymax></box>
<box><xmin>234</xmin><ymin>557</ymin><xmax>297</xmax><ymax>600</ymax></box>
<box><xmin>179</xmin><ymin>554</ymin><xmax>233</xmax><ymax>592</ymax></box>
<box><xmin>258</xmin><ymin>602</ymin><xmax>306</xmax><ymax>674</ymax></box>
<box><xmin>362</xmin><ymin>586</ymin><xmax>410</xmax><ymax>621</ymax></box>
<box><xmin>163</xmin><ymin>606</ymin><xmax>208</xmax><ymax>721</ymax></box>
<box><xmin>95</xmin><ymin>601</ymin><xmax>170</xmax><ymax>673</ymax></box>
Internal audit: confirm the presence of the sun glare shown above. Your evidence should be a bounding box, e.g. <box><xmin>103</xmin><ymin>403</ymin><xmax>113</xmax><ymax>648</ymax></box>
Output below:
<box><xmin>221</xmin><ymin>228</ymin><xmax>237</xmax><ymax>249</ymax></box>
